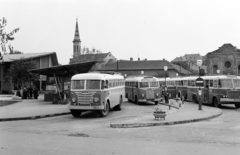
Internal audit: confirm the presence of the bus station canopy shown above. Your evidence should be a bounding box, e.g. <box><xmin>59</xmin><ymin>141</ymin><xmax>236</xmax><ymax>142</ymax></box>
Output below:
<box><xmin>28</xmin><ymin>61</ymin><xmax>97</xmax><ymax>77</ymax></box>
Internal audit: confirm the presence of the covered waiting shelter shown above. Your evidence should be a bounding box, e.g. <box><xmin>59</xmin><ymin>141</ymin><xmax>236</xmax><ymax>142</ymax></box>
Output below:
<box><xmin>28</xmin><ymin>61</ymin><xmax>97</xmax><ymax>103</ymax></box>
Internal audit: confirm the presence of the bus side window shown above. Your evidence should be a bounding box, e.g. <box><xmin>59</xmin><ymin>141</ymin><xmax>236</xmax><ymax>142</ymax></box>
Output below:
<box><xmin>101</xmin><ymin>80</ymin><xmax>105</xmax><ymax>90</ymax></box>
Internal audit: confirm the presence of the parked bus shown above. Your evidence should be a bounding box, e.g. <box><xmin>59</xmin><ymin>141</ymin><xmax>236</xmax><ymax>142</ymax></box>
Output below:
<box><xmin>125</xmin><ymin>76</ymin><xmax>162</xmax><ymax>105</ymax></box>
<box><xmin>159</xmin><ymin>77</ymin><xmax>188</xmax><ymax>100</ymax></box>
<box><xmin>68</xmin><ymin>72</ymin><xmax>125</xmax><ymax>117</ymax></box>
<box><xmin>161</xmin><ymin>75</ymin><xmax>240</xmax><ymax>108</ymax></box>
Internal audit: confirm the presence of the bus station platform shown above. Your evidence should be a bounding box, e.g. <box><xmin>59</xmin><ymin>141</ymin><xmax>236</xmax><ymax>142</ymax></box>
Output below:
<box><xmin>0</xmin><ymin>95</ymin><xmax>222</xmax><ymax>128</ymax></box>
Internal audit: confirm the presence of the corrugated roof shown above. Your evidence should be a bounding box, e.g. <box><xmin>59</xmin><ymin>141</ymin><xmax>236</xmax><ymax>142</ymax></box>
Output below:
<box><xmin>70</xmin><ymin>52</ymin><xmax>110</xmax><ymax>64</ymax></box>
<box><xmin>2</xmin><ymin>52</ymin><xmax>57</xmax><ymax>62</ymax></box>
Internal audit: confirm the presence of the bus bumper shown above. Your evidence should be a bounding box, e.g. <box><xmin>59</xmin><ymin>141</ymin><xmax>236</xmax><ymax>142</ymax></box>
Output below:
<box><xmin>220</xmin><ymin>98</ymin><xmax>240</xmax><ymax>102</ymax></box>
<box><xmin>138</xmin><ymin>98</ymin><xmax>161</xmax><ymax>102</ymax></box>
<box><xmin>68</xmin><ymin>105</ymin><xmax>104</xmax><ymax>110</ymax></box>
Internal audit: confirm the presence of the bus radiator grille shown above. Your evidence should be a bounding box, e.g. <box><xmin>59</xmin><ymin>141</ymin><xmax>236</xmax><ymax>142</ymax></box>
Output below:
<box><xmin>228</xmin><ymin>91</ymin><xmax>240</xmax><ymax>99</ymax></box>
<box><xmin>77</xmin><ymin>94</ymin><xmax>93</xmax><ymax>104</ymax></box>
<box><xmin>146</xmin><ymin>90</ymin><xmax>154</xmax><ymax>99</ymax></box>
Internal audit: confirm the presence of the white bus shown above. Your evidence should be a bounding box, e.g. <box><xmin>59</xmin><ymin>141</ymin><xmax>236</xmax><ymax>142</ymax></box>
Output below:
<box><xmin>125</xmin><ymin>76</ymin><xmax>162</xmax><ymax>105</ymax></box>
<box><xmin>68</xmin><ymin>72</ymin><xmax>125</xmax><ymax>117</ymax></box>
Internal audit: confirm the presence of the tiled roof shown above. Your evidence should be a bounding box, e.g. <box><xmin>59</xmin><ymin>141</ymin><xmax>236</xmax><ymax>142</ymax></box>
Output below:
<box><xmin>99</xmin><ymin>60</ymin><xmax>174</xmax><ymax>70</ymax></box>
<box><xmin>209</xmin><ymin>43</ymin><xmax>240</xmax><ymax>54</ymax></box>
<box><xmin>170</xmin><ymin>63</ymin><xmax>191</xmax><ymax>74</ymax></box>
<box><xmin>2</xmin><ymin>52</ymin><xmax>57</xmax><ymax>62</ymax></box>
<box><xmin>99</xmin><ymin>60</ymin><xmax>190</xmax><ymax>75</ymax></box>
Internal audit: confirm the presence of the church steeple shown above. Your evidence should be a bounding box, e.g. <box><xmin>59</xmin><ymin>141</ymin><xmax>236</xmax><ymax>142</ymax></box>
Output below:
<box><xmin>73</xmin><ymin>18</ymin><xmax>81</xmax><ymax>57</ymax></box>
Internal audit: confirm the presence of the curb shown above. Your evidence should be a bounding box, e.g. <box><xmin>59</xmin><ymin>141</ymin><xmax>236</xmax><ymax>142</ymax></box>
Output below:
<box><xmin>110</xmin><ymin>109</ymin><xmax>222</xmax><ymax>128</ymax></box>
<box><xmin>0</xmin><ymin>112</ymin><xmax>71</xmax><ymax>122</ymax></box>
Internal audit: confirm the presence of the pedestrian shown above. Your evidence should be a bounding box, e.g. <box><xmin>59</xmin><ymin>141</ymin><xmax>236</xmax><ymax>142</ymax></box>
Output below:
<box><xmin>22</xmin><ymin>86</ymin><xmax>27</xmax><ymax>99</ymax></box>
<box><xmin>29</xmin><ymin>85</ymin><xmax>33</xmax><ymax>99</ymax></box>
<box><xmin>33</xmin><ymin>86</ymin><xmax>39</xmax><ymax>99</ymax></box>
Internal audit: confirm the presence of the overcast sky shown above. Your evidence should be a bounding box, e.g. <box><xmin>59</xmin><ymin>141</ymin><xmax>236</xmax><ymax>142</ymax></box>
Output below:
<box><xmin>1</xmin><ymin>0</ymin><xmax>240</xmax><ymax>64</ymax></box>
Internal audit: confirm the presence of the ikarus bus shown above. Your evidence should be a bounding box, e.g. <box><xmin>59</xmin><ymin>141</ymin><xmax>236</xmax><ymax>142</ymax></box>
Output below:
<box><xmin>68</xmin><ymin>72</ymin><xmax>125</xmax><ymax>117</ymax></box>
<box><xmin>161</xmin><ymin>75</ymin><xmax>240</xmax><ymax>108</ymax></box>
<box><xmin>125</xmin><ymin>76</ymin><xmax>162</xmax><ymax>105</ymax></box>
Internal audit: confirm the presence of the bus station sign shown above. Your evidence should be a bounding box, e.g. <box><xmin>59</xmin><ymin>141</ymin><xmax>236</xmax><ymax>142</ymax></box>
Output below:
<box><xmin>196</xmin><ymin>77</ymin><xmax>204</xmax><ymax>87</ymax></box>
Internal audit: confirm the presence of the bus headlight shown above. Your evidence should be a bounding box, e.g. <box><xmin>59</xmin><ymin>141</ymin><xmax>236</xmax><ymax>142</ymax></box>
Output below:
<box><xmin>94</xmin><ymin>97</ymin><xmax>99</xmax><ymax>102</ymax></box>
<box><xmin>72</xmin><ymin>97</ymin><xmax>76</xmax><ymax>102</ymax></box>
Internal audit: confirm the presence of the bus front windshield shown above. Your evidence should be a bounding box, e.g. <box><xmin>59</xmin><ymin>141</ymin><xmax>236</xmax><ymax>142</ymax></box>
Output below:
<box><xmin>72</xmin><ymin>80</ymin><xmax>85</xmax><ymax>90</ymax></box>
<box><xmin>140</xmin><ymin>82</ymin><xmax>149</xmax><ymax>88</ymax></box>
<box><xmin>86</xmin><ymin>80</ymin><xmax>101</xmax><ymax>90</ymax></box>
<box><xmin>150</xmin><ymin>81</ymin><xmax>159</xmax><ymax>87</ymax></box>
<box><xmin>220</xmin><ymin>79</ymin><xmax>233</xmax><ymax>88</ymax></box>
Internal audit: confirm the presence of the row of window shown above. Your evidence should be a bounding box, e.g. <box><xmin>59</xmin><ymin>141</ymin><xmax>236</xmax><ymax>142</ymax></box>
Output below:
<box><xmin>106</xmin><ymin>79</ymin><xmax>125</xmax><ymax>88</ymax></box>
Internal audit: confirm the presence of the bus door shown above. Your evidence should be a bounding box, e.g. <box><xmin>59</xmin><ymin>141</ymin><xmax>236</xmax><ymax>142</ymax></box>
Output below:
<box><xmin>131</xmin><ymin>82</ymin><xmax>134</xmax><ymax>101</ymax></box>
<box><xmin>204</xmin><ymin>80</ymin><xmax>210</xmax><ymax>103</ymax></box>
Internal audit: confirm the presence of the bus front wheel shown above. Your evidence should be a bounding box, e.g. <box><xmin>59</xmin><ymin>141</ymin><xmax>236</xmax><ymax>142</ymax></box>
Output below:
<box><xmin>213</xmin><ymin>97</ymin><xmax>220</xmax><ymax>108</ymax></box>
<box><xmin>235</xmin><ymin>104</ymin><xmax>240</xmax><ymax>109</ymax></box>
<box><xmin>99</xmin><ymin>102</ymin><xmax>110</xmax><ymax>117</ymax></box>
<box><xmin>135</xmin><ymin>96</ymin><xmax>139</xmax><ymax>105</ymax></box>
<box><xmin>71</xmin><ymin>110</ymin><xmax>82</xmax><ymax>118</ymax></box>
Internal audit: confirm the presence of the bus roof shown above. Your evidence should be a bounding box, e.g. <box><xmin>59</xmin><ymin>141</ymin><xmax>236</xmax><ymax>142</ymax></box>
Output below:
<box><xmin>125</xmin><ymin>76</ymin><xmax>159</xmax><ymax>82</ymax></box>
<box><xmin>71</xmin><ymin>72</ymin><xmax>124</xmax><ymax>80</ymax></box>
<box><xmin>161</xmin><ymin>75</ymin><xmax>240</xmax><ymax>81</ymax></box>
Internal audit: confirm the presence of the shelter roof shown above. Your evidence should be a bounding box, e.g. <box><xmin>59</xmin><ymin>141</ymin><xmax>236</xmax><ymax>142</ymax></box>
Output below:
<box><xmin>28</xmin><ymin>61</ymin><xmax>97</xmax><ymax>77</ymax></box>
<box><xmin>2</xmin><ymin>52</ymin><xmax>58</xmax><ymax>65</ymax></box>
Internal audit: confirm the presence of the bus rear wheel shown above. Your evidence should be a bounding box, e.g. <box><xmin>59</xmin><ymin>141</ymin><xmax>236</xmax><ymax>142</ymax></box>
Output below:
<box><xmin>213</xmin><ymin>97</ymin><xmax>220</xmax><ymax>108</ymax></box>
<box><xmin>71</xmin><ymin>110</ymin><xmax>82</xmax><ymax>117</ymax></box>
<box><xmin>114</xmin><ymin>96</ymin><xmax>123</xmax><ymax>111</ymax></box>
<box><xmin>99</xmin><ymin>102</ymin><xmax>110</xmax><ymax>117</ymax></box>
<box><xmin>235</xmin><ymin>104</ymin><xmax>240</xmax><ymax>109</ymax></box>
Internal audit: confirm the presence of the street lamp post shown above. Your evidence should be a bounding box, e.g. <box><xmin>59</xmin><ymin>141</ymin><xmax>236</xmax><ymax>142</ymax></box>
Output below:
<box><xmin>197</xmin><ymin>60</ymin><xmax>203</xmax><ymax>110</ymax></box>
<box><xmin>164</xmin><ymin>66</ymin><xmax>168</xmax><ymax>91</ymax></box>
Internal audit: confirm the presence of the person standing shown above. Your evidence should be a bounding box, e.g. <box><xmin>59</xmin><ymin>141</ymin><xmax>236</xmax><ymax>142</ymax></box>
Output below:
<box><xmin>33</xmin><ymin>86</ymin><xmax>39</xmax><ymax>99</ymax></box>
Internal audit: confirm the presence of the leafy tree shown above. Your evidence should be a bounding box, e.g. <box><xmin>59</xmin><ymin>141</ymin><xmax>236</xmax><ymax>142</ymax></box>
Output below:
<box><xmin>5</xmin><ymin>58</ymin><xmax>39</xmax><ymax>88</ymax></box>
<box><xmin>171</xmin><ymin>61</ymin><xmax>190</xmax><ymax>71</ymax></box>
<box><xmin>0</xmin><ymin>17</ymin><xmax>20</xmax><ymax>60</ymax></box>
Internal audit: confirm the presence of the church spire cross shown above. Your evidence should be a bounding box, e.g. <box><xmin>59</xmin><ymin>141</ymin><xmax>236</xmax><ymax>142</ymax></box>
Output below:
<box><xmin>73</xmin><ymin>18</ymin><xmax>81</xmax><ymax>42</ymax></box>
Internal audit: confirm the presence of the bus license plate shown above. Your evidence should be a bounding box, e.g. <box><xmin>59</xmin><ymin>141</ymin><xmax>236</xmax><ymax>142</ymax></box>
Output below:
<box><xmin>93</xmin><ymin>106</ymin><xmax>99</xmax><ymax>109</ymax></box>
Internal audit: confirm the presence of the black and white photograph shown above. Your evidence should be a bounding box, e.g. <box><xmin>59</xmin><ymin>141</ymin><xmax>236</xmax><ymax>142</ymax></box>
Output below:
<box><xmin>0</xmin><ymin>0</ymin><xmax>240</xmax><ymax>154</ymax></box>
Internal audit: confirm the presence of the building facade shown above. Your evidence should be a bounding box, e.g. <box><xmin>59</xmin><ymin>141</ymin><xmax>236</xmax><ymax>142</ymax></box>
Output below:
<box><xmin>206</xmin><ymin>44</ymin><xmax>240</xmax><ymax>75</ymax></box>
<box><xmin>0</xmin><ymin>52</ymin><xmax>58</xmax><ymax>93</ymax></box>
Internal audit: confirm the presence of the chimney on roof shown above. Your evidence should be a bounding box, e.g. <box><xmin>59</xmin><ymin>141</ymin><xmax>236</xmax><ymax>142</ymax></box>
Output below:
<box><xmin>138</xmin><ymin>58</ymin><xmax>140</xmax><ymax>61</ymax></box>
<box><xmin>145</xmin><ymin>58</ymin><xmax>147</xmax><ymax>61</ymax></box>
<box><xmin>163</xmin><ymin>58</ymin><xmax>165</xmax><ymax>60</ymax></box>
<box><xmin>130</xmin><ymin>57</ymin><xmax>133</xmax><ymax>61</ymax></box>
